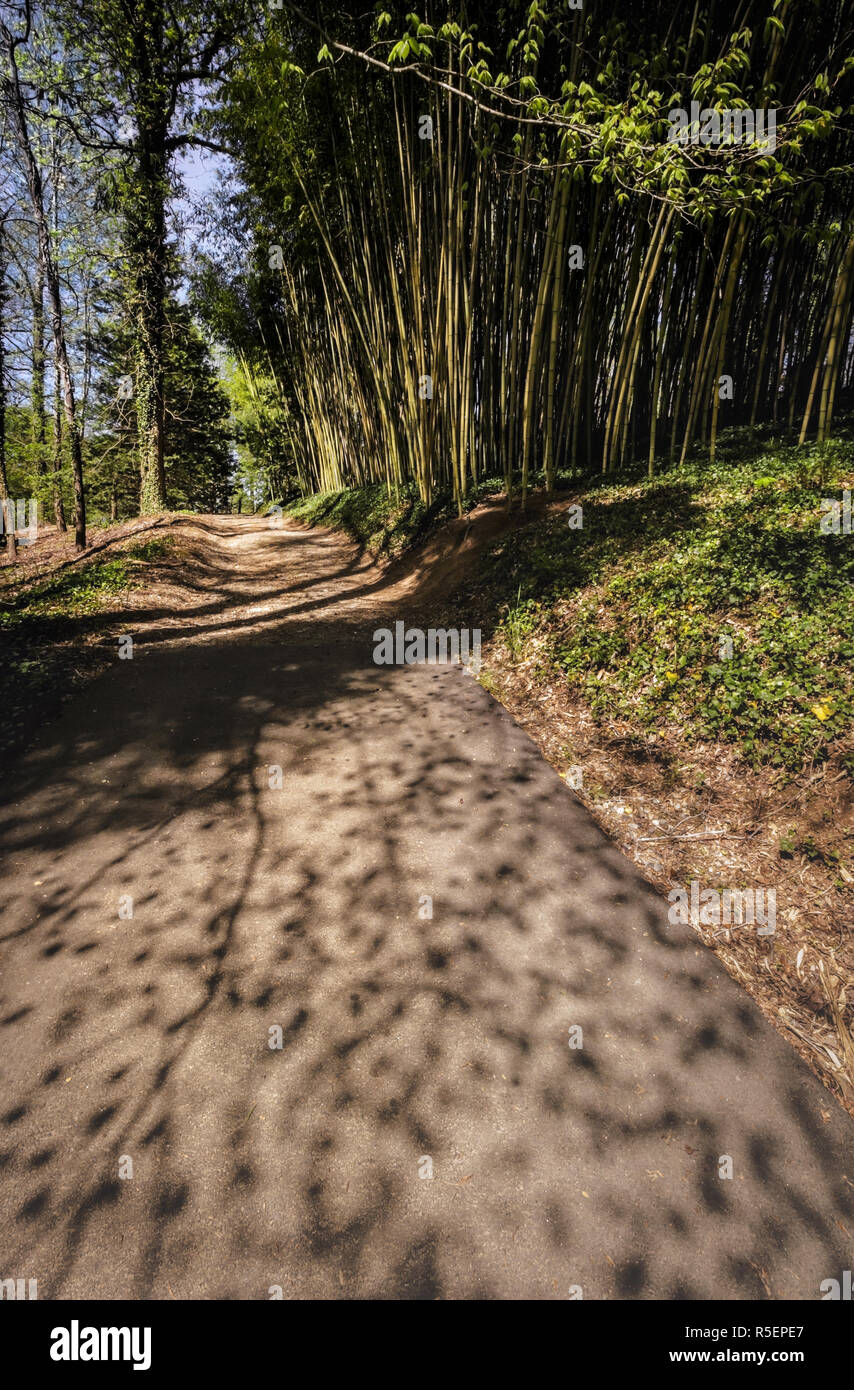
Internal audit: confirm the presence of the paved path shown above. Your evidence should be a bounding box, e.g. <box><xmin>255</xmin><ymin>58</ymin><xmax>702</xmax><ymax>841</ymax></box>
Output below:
<box><xmin>1</xmin><ymin>517</ymin><xmax>852</xmax><ymax>1299</ymax></box>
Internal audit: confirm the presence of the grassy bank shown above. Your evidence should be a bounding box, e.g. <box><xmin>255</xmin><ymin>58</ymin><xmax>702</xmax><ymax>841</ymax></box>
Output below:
<box><xmin>284</xmin><ymin>477</ymin><xmax>503</xmax><ymax>559</ymax></box>
<box><xmin>467</xmin><ymin>431</ymin><xmax>854</xmax><ymax>772</ymax></box>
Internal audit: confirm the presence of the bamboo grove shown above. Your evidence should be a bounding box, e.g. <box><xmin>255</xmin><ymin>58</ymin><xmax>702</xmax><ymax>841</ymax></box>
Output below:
<box><xmin>206</xmin><ymin>0</ymin><xmax>854</xmax><ymax>509</ymax></box>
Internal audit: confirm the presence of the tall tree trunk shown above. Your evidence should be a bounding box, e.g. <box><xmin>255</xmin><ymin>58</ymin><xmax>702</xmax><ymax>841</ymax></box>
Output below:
<box><xmin>1</xmin><ymin>16</ymin><xmax>85</xmax><ymax>548</ymax></box>
<box><xmin>0</xmin><ymin>213</ymin><xmax>15</xmax><ymax>563</ymax></box>
<box><xmin>122</xmin><ymin>0</ymin><xmax>170</xmax><ymax>514</ymax></box>
<box><xmin>49</xmin><ymin>131</ymin><xmax>66</xmax><ymax>530</ymax></box>
<box><xmin>817</xmin><ymin>235</ymin><xmax>854</xmax><ymax>442</ymax></box>
<box><xmin>30</xmin><ymin>262</ymin><xmax>47</xmax><ymax>476</ymax></box>
<box><xmin>127</xmin><ymin>146</ymin><xmax>168</xmax><ymax>513</ymax></box>
<box><xmin>52</xmin><ymin>353</ymin><xmax>66</xmax><ymax>530</ymax></box>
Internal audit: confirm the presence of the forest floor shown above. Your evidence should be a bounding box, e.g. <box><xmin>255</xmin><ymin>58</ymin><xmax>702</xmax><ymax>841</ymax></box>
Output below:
<box><xmin>0</xmin><ymin>511</ymin><xmax>852</xmax><ymax>1298</ymax></box>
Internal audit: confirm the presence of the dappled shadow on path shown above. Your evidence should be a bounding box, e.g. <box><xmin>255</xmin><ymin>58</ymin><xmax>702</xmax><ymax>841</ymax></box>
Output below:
<box><xmin>0</xmin><ymin>517</ymin><xmax>852</xmax><ymax>1299</ymax></box>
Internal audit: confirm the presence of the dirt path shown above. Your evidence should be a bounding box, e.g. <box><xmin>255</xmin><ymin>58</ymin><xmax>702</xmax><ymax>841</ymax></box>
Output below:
<box><xmin>0</xmin><ymin>516</ymin><xmax>852</xmax><ymax>1299</ymax></box>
